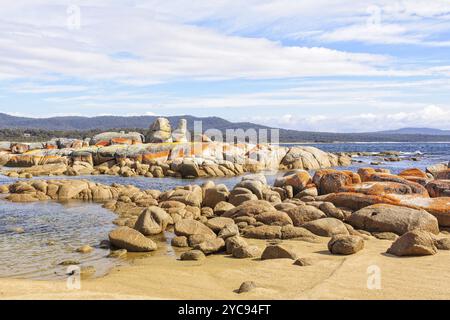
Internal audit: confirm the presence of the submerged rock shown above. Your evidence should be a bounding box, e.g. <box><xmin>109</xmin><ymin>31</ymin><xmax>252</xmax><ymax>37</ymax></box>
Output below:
<box><xmin>76</xmin><ymin>245</ymin><xmax>93</xmax><ymax>254</ymax></box>
<box><xmin>108</xmin><ymin>249</ymin><xmax>127</xmax><ymax>258</ymax></box>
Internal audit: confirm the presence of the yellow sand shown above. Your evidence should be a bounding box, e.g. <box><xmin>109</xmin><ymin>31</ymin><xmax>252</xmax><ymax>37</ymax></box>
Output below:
<box><xmin>1</xmin><ymin>237</ymin><xmax>449</xmax><ymax>300</ymax></box>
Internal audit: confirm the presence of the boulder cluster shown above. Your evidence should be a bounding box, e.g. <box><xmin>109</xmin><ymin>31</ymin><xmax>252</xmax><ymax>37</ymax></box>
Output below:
<box><xmin>2</xmin><ymin>164</ymin><xmax>449</xmax><ymax>259</ymax></box>
<box><xmin>0</xmin><ymin>119</ymin><xmax>352</xmax><ymax>179</ymax></box>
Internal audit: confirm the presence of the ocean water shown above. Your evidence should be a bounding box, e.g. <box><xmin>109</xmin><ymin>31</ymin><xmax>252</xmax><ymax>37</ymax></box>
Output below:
<box><xmin>0</xmin><ymin>142</ymin><xmax>448</xmax><ymax>279</ymax></box>
<box><xmin>0</xmin><ymin>201</ymin><xmax>120</xmax><ymax>280</ymax></box>
<box><xmin>283</xmin><ymin>142</ymin><xmax>449</xmax><ymax>172</ymax></box>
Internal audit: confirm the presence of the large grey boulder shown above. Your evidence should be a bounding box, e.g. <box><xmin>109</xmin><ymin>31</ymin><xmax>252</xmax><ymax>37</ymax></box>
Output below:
<box><xmin>347</xmin><ymin>204</ymin><xmax>439</xmax><ymax>236</ymax></box>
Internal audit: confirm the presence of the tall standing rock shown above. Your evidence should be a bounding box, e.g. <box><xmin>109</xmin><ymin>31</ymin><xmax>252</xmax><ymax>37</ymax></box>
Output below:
<box><xmin>146</xmin><ymin>117</ymin><xmax>173</xmax><ymax>143</ymax></box>
<box><xmin>172</xmin><ymin>119</ymin><xmax>188</xmax><ymax>143</ymax></box>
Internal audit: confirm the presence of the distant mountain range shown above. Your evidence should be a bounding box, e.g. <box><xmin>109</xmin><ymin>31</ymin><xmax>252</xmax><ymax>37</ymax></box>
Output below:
<box><xmin>0</xmin><ymin>113</ymin><xmax>269</xmax><ymax>132</ymax></box>
<box><xmin>374</xmin><ymin>127</ymin><xmax>450</xmax><ymax>135</ymax></box>
<box><xmin>0</xmin><ymin>113</ymin><xmax>449</xmax><ymax>142</ymax></box>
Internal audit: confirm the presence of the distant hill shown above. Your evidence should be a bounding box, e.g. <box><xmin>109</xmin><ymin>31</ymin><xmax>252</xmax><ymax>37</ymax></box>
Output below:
<box><xmin>0</xmin><ymin>113</ymin><xmax>449</xmax><ymax>143</ymax></box>
<box><xmin>0</xmin><ymin>113</ymin><xmax>269</xmax><ymax>132</ymax></box>
<box><xmin>375</xmin><ymin>127</ymin><xmax>450</xmax><ymax>135</ymax></box>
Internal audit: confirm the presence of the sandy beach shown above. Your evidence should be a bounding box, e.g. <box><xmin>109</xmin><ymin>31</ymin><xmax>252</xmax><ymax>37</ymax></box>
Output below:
<box><xmin>2</xmin><ymin>236</ymin><xmax>450</xmax><ymax>300</ymax></box>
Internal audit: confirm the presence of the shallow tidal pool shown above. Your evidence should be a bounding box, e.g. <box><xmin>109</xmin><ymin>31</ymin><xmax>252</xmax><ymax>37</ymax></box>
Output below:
<box><xmin>0</xmin><ymin>200</ymin><xmax>120</xmax><ymax>280</ymax></box>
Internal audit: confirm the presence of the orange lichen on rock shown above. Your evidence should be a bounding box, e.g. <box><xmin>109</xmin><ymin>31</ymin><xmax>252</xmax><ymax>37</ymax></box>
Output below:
<box><xmin>95</xmin><ymin>140</ymin><xmax>110</xmax><ymax>147</ymax></box>
<box><xmin>274</xmin><ymin>170</ymin><xmax>312</xmax><ymax>192</ymax></box>
<box><xmin>313</xmin><ymin>169</ymin><xmax>360</xmax><ymax>195</ymax></box>
<box><xmin>436</xmin><ymin>169</ymin><xmax>450</xmax><ymax>180</ymax></box>
<box><xmin>399</xmin><ymin>168</ymin><xmax>428</xmax><ymax>179</ymax></box>
<box><xmin>385</xmin><ymin>194</ymin><xmax>450</xmax><ymax>227</ymax></box>
<box><xmin>426</xmin><ymin>180</ymin><xmax>450</xmax><ymax>198</ymax></box>
<box><xmin>364</xmin><ymin>172</ymin><xmax>429</xmax><ymax>196</ymax></box>
<box><xmin>339</xmin><ymin>181</ymin><xmax>429</xmax><ymax>197</ymax></box>
<box><xmin>357</xmin><ymin>167</ymin><xmax>390</xmax><ymax>182</ymax></box>
<box><xmin>141</xmin><ymin>150</ymin><xmax>171</xmax><ymax>163</ymax></box>
<box><xmin>324</xmin><ymin>192</ymin><xmax>399</xmax><ymax>211</ymax></box>
<box><xmin>111</xmin><ymin>138</ymin><xmax>133</xmax><ymax>145</ymax></box>
<box><xmin>37</xmin><ymin>155</ymin><xmax>67</xmax><ymax>166</ymax></box>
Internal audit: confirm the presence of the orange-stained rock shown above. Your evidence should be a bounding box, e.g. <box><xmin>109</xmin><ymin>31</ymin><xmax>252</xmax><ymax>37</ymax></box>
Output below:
<box><xmin>142</xmin><ymin>150</ymin><xmax>170</xmax><ymax>163</ymax></box>
<box><xmin>343</xmin><ymin>170</ymin><xmax>362</xmax><ymax>184</ymax></box>
<box><xmin>95</xmin><ymin>140</ymin><xmax>110</xmax><ymax>147</ymax></box>
<box><xmin>111</xmin><ymin>137</ymin><xmax>133</xmax><ymax>145</ymax></box>
<box><xmin>11</xmin><ymin>143</ymin><xmax>29</xmax><ymax>154</ymax></box>
<box><xmin>6</xmin><ymin>155</ymin><xmax>36</xmax><ymax>167</ymax></box>
<box><xmin>313</xmin><ymin>169</ymin><xmax>359</xmax><ymax>195</ymax></box>
<box><xmin>340</xmin><ymin>181</ymin><xmax>429</xmax><ymax>197</ymax></box>
<box><xmin>357</xmin><ymin>167</ymin><xmax>390</xmax><ymax>182</ymax></box>
<box><xmin>324</xmin><ymin>192</ymin><xmax>399</xmax><ymax>211</ymax></box>
<box><xmin>385</xmin><ymin>194</ymin><xmax>450</xmax><ymax>227</ymax></box>
<box><xmin>274</xmin><ymin>170</ymin><xmax>312</xmax><ymax>193</ymax></box>
<box><xmin>426</xmin><ymin>180</ymin><xmax>450</xmax><ymax>198</ymax></box>
<box><xmin>436</xmin><ymin>169</ymin><xmax>450</xmax><ymax>180</ymax></box>
<box><xmin>400</xmin><ymin>176</ymin><xmax>429</xmax><ymax>187</ymax></box>
<box><xmin>364</xmin><ymin>172</ymin><xmax>429</xmax><ymax>196</ymax></box>
<box><xmin>398</xmin><ymin>168</ymin><xmax>428</xmax><ymax>179</ymax></box>
<box><xmin>37</xmin><ymin>155</ymin><xmax>68</xmax><ymax>166</ymax></box>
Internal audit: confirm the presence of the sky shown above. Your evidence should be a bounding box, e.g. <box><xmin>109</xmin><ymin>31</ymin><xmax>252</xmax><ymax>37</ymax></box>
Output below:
<box><xmin>1</xmin><ymin>0</ymin><xmax>450</xmax><ymax>132</ymax></box>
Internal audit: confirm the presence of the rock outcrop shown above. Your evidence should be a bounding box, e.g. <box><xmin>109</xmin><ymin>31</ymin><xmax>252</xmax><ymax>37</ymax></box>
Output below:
<box><xmin>0</xmin><ymin>117</ymin><xmax>353</xmax><ymax>180</ymax></box>
<box><xmin>347</xmin><ymin>204</ymin><xmax>439</xmax><ymax>235</ymax></box>
<box><xmin>146</xmin><ymin>117</ymin><xmax>173</xmax><ymax>143</ymax></box>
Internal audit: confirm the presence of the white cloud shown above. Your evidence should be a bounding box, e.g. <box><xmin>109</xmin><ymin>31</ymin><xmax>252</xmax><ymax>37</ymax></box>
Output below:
<box><xmin>0</xmin><ymin>0</ymin><xmax>435</xmax><ymax>86</ymax></box>
<box><xmin>8</xmin><ymin>83</ymin><xmax>88</xmax><ymax>94</ymax></box>
<box><xmin>249</xmin><ymin>105</ymin><xmax>450</xmax><ymax>132</ymax></box>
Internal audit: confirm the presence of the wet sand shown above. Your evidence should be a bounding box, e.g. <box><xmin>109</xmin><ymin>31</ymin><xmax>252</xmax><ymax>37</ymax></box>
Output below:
<box><xmin>1</xmin><ymin>236</ymin><xmax>450</xmax><ymax>300</ymax></box>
